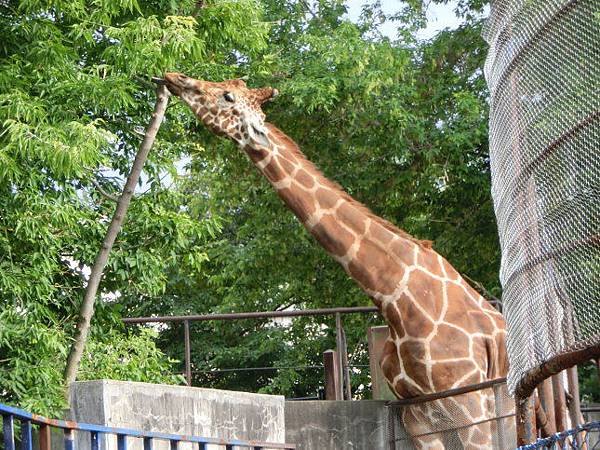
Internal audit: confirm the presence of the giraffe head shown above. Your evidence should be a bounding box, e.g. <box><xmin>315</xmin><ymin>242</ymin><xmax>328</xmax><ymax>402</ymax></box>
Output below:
<box><xmin>164</xmin><ymin>72</ymin><xmax>278</xmax><ymax>148</ymax></box>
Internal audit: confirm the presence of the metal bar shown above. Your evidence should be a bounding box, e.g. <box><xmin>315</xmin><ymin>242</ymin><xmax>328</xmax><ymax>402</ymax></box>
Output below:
<box><xmin>3</xmin><ymin>414</ymin><xmax>15</xmax><ymax>450</ymax></box>
<box><xmin>20</xmin><ymin>419</ymin><xmax>32</xmax><ymax>450</ymax></box>
<box><xmin>170</xmin><ymin>440</ymin><xmax>178</xmax><ymax>450</ymax></box>
<box><xmin>117</xmin><ymin>434</ymin><xmax>127</xmax><ymax>450</ymax></box>
<box><xmin>340</xmin><ymin>321</ymin><xmax>351</xmax><ymax>401</ymax></box>
<box><xmin>197</xmin><ymin>443</ymin><xmax>206</xmax><ymax>450</ymax></box>
<box><xmin>122</xmin><ymin>306</ymin><xmax>379</xmax><ymax>324</ymax></box>
<box><xmin>335</xmin><ymin>313</ymin><xmax>345</xmax><ymax>401</ymax></box>
<box><xmin>184</xmin><ymin>320</ymin><xmax>192</xmax><ymax>386</ymax></box>
<box><xmin>516</xmin><ymin>394</ymin><xmax>537</xmax><ymax>446</ymax></box>
<box><xmin>386</xmin><ymin>377</ymin><xmax>507</xmax><ymax>406</ymax></box>
<box><xmin>64</xmin><ymin>428</ymin><xmax>75</xmax><ymax>450</ymax></box>
<box><xmin>189</xmin><ymin>364</ymin><xmax>370</xmax><ymax>374</ymax></box>
<box><xmin>39</xmin><ymin>424</ymin><xmax>51</xmax><ymax>450</ymax></box>
<box><xmin>225</xmin><ymin>445</ymin><xmax>233</xmax><ymax>450</ymax></box>
<box><xmin>143</xmin><ymin>437</ymin><xmax>152</xmax><ymax>450</ymax></box>
<box><xmin>323</xmin><ymin>350</ymin><xmax>341</xmax><ymax>400</ymax></box>
<box><xmin>514</xmin><ymin>343</ymin><xmax>600</xmax><ymax>399</ymax></box>
<box><xmin>90</xmin><ymin>432</ymin><xmax>99</xmax><ymax>450</ymax></box>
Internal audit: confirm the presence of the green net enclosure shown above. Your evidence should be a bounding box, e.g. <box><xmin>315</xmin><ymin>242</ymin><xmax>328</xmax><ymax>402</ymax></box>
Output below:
<box><xmin>482</xmin><ymin>0</ymin><xmax>600</xmax><ymax>394</ymax></box>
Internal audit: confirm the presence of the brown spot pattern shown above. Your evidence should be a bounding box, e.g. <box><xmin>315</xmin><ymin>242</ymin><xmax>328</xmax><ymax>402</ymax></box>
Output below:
<box><xmin>406</xmin><ymin>270</ymin><xmax>445</xmax><ymax>321</ymax></box>
<box><xmin>278</xmin><ymin>187</ymin><xmax>316</xmax><ymax>223</ymax></box>
<box><xmin>316</xmin><ymin>188</ymin><xmax>339</xmax><ymax>209</ymax></box>
<box><xmin>397</xmin><ymin>293</ymin><xmax>435</xmax><ymax>337</ymax></box>
<box><xmin>311</xmin><ymin>214</ymin><xmax>354</xmax><ymax>257</ymax></box>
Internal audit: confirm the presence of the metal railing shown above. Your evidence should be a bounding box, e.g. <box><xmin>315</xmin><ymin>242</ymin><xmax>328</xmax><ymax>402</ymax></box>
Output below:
<box><xmin>0</xmin><ymin>402</ymin><xmax>295</xmax><ymax>450</ymax></box>
<box><xmin>123</xmin><ymin>306</ymin><xmax>381</xmax><ymax>391</ymax></box>
<box><xmin>517</xmin><ymin>420</ymin><xmax>600</xmax><ymax>449</ymax></box>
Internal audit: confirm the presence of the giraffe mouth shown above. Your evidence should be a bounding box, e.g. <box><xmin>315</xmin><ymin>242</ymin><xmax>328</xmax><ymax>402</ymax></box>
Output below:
<box><xmin>162</xmin><ymin>73</ymin><xmax>184</xmax><ymax>96</ymax></box>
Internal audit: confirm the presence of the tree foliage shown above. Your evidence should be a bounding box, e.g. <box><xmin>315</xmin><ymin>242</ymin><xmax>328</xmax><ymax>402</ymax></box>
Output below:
<box><xmin>0</xmin><ymin>0</ymin><xmax>263</xmax><ymax>414</ymax></box>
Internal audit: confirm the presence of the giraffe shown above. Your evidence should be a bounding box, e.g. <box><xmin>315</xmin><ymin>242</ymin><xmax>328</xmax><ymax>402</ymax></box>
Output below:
<box><xmin>162</xmin><ymin>72</ymin><xmax>510</xmax><ymax>449</ymax></box>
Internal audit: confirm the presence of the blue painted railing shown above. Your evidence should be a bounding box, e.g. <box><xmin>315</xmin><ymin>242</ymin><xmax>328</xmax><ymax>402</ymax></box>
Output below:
<box><xmin>517</xmin><ymin>421</ymin><xmax>600</xmax><ymax>449</ymax></box>
<box><xmin>0</xmin><ymin>402</ymin><xmax>295</xmax><ymax>450</ymax></box>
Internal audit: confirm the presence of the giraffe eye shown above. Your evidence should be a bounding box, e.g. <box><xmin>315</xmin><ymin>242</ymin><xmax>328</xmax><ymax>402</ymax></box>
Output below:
<box><xmin>223</xmin><ymin>92</ymin><xmax>235</xmax><ymax>103</ymax></box>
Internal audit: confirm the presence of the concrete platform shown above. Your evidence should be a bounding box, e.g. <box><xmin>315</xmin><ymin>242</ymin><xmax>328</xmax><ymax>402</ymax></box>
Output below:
<box><xmin>68</xmin><ymin>380</ymin><xmax>285</xmax><ymax>450</ymax></box>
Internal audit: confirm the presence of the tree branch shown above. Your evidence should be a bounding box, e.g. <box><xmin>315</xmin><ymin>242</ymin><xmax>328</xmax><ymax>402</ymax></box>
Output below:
<box><xmin>462</xmin><ymin>273</ymin><xmax>502</xmax><ymax>305</ymax></box>
<box><xmin>63</xmin><ymin>85</ymin><xmax>171</xmax><ymax>400</ymax></box>
<box><xmin>90</xmin><ymin>178</ymin><xmax>119</xmax><ymax>202</ymax></box>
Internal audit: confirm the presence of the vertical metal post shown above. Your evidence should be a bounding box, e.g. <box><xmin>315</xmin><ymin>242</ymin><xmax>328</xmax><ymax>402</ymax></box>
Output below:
<box><xmin>552</xmin><ymin>372</ymin><xmax>567</xmax><ymax>432</ymax></box>
<box><xmin>516</xmin><ymin>395</ymin><xmax>537</xmax><ymax>446</ymax></box>
<box><xmin>335</xmin><ymin>313</ymin><xmax>346</xmax><ymax>400</ymax></box>
<box><xmin>170</xmin><ymin>441</ymin><xmax>178</xmax><ymax>450</ymax></box>
<box><xmin>197</xmin><ymin>442</ymin><xmax>206</xmax><ymax>450</ymax></box>
<box><xmin>117</xmin><ymin>434</ymin><xmax>127</xmax><ymax>450</ymax></box>
<box><xmin>3</xmin><ymin>414</ymin><xmax>15</xmax><ymax>450</ymax></box>
<box><xmin>90</xmin><ymin>432</ymin><xmax>99</xmax><ymax>450</ymax></box>
<box><xmin>323</xmin><ymin>349</ymin><xmax>341</xmax><ymax>400</ymax></box>
<box><xmin>184</xmin><ymin>320</ymin><xmax>192</xmax><ymax>386</ymax></box>
<box><xmin>340</xmin><ymin>323</ymin><xmax>351</xmax><ymax>400</ymax></box>
<box><xmin>39</xmin><ymin>425</ymin><xmax>51</xmax><ymax>450</ymax></box>
<box><xmin>64</xmin><ymin>429</ymin><xmax>75</xmax><ymax>450</ymax></box>
<box><xmin>143</xmin><ymin>437</ymin><xmax>152</xmax><ymax>450</ymax></box>
<box><xmin>20</xmin><ymin>419</ymin><xmax>32</xmax><ymax>450</ymax></box>
<box><xmin>539</xmin><ymin>378</ymin><xmax>556</xmax><ymax>435</ymax></box>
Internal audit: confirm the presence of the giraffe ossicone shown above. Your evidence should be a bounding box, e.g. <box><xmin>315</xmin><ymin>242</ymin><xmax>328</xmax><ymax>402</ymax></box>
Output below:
<box><xmin>163</xmin><ymin>72</ymin><xmax>511</xmax><ymax>449</ymax></box>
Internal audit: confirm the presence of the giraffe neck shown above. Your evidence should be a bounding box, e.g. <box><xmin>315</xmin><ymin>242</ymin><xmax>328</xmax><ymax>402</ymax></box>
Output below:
<box><xmin>241</xmin><ymin>123</ymin><xmax>428</xmax><ymax>305</ymax></box>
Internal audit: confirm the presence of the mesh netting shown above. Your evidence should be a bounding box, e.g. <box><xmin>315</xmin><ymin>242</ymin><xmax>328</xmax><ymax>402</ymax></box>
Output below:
<box><xmin>482</xmin><ymin>0</ymin><xmax>600</xmax><ymax>394</ymax></box>
<box><xmin>387</xmin><ymin>383</ymin><xmax>516</xmax><ymax>450</ymax></box>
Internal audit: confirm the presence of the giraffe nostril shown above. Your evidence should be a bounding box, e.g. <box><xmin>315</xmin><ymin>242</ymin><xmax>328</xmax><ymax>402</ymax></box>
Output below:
<box><xmin>177</xmin><ymin>74</ymin><xmax>188</xmax><ymax>81</ymax></box>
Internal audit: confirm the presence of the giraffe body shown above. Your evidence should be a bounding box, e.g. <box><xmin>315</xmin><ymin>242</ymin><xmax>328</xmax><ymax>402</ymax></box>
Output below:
<box><xmin>163</xmin><ymin>73</ymin><xmax>510</xmax><ymax>449</ymax></box>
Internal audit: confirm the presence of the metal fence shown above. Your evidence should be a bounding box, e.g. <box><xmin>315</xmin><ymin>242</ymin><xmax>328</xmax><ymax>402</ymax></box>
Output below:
<box><xmin>123</xmin><ymin>306</ymin><xmax>382</xmax><ymax>400</ymax></box>
<box><xmin>386</xmin><ymin>379</ymin><xmax>516</xmax><ymax>450</ymax></box>
<box><xmin>0</xmin><ymin>402</ymin><xmax>295</xmax><ymax>450</ymax></box>
<box><xmin>517</xmin><ymin>420</ymin><xmax>600</xmax><ymax>449</ymax></box>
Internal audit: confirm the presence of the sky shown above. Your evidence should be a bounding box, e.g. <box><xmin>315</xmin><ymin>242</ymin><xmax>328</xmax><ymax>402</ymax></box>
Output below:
<box><xmin>344</xmin><ymin>0</ymin><xmax>466</xmax><ymax>40</ymax></box>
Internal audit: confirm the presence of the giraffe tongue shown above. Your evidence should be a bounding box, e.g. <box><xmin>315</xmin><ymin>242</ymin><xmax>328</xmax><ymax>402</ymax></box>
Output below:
<box><xmin>151</xmin><ymin>77</ymin><xmax>167</xmax><ymax>85</ymax></box>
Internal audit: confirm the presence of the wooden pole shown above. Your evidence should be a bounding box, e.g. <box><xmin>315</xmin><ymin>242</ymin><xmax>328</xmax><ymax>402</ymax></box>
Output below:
<box><xmin>539</xmin><ymin>378</ymin><xmax>557</xmax><ymax>435</ymax></box>
<box><xmin>516</xmin><ymin>395</ymin><xmax>537</xmax><ymax>446</ymax></box>
<box><xmin>323</xmin><ymin>349</ymin><xmax>341</xmax><ymax>400</ymax></box>
<box><xmin>552</xmin><ymin>372</ymin><xmax>568</xmax><ymax>432</ymax></box>
<box><xmin>567</xmin><ymin>366</ymin><xmax>583</xmax><ymax>447</ymax></box>
<box><xmin>63</xmin><ymin>84</ymin><xmax>171</xmax><ymax>399</ymax></box>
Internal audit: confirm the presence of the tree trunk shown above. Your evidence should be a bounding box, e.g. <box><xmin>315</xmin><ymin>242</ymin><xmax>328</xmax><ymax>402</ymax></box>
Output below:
<box><xmin>63</xmin><ymin>85</ymin><xmax>171</xmax><ymax>401</ymax></box>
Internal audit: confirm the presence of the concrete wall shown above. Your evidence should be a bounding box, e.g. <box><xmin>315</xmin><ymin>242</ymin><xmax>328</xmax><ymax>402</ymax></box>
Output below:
<box><xmin>68</xmin><ymin>380</ymin><xmax>286</xmax><ymax>450</ymax></box>
<box><xmin>285</xmin><ymin>400</ymin><xmax>415</xmax><ymax>450</ymax></box>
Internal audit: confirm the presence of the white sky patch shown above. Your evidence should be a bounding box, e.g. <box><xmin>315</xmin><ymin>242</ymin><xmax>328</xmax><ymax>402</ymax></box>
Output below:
<box><xmin>344</xmin><ymin>0</ymin><xmax>465</xmax><ymax>40</ymax></box>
